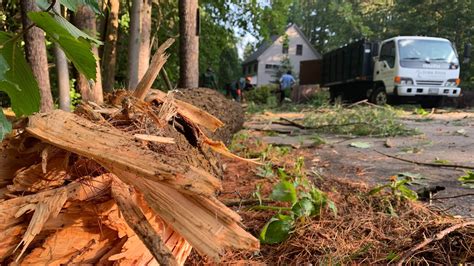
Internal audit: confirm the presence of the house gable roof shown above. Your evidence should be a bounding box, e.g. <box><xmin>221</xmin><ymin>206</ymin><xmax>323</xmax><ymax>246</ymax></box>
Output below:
<box><xmin>242</xmin><ymin>24</ymin><xmax>321</xmax><ymax>65</ymax></box>
<box><xmin>242</xmin><ymin>35</ymin><xmax>279</xmax><ymax>65</ymax></box>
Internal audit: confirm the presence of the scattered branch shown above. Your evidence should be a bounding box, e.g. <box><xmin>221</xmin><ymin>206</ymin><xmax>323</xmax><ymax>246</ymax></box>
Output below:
<box><xmin>374</xmin><ymin>150</ymin><xmax>474</xmax><ymax>170</ymax></box>
<box><xmin>276</xmin><ymin>117</ymin><xmax>370</xmax><ymax>130</ymax></box>
<box><xmin>432</xmin><ymin>193</ymin><xmax>474</xmax><ymax>200</ymax></box>
<box><xmin>223</xmin><ymin>198</ymin><xmax>273</xmax><ymax>207</ymax></box>
<box><xmin>396</xmin><ymin>221</ymin><xmax>474</xmax><ymax>265</ymax></box>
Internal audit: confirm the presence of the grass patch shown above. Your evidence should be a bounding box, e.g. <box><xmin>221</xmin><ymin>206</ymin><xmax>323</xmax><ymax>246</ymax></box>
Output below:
<box><xmin>303</xmin><ymin>105</ymin><xmax>418</xmax><ymax>137</ymax></box>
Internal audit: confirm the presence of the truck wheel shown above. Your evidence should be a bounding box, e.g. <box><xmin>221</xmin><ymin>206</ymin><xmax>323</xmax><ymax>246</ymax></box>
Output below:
<box><xmin>370</xmin><ymin>87</ymin><xmax>388</xmax><ymax>105</ymax></box>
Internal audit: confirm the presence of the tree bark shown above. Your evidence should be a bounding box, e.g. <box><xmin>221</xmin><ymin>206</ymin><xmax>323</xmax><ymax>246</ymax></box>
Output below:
<box><xmin>178</xmin><ymin>0</ymin><xmax>199</xmax><ymax>88</ymax></box>
<box><xmin>73</xmin><ymin>5</ymin><xmax>103</xmax><ymax>104</ymax></box>
<box><xmin>101</xmin><ymin>0</ymin><xmax>120</xmax><ymax>93</ymax></box>
<box><xmin>138</xmin><ymin>0</ymin><xmax>152</xmax><ymax>81</ymax></box>
<box><xmin>53</xmin><ymin>2</ymin><xmax>71</xmax><ymax>112</ymax></box>
<box><xmin>127</xmin><ymin>0</ymin><xmax>141</xmax><ymax>90</ymax></box>
<box><xmin>20</xmin><ymin>0</ymin><xmax>54</xmax><ymax>112</ymax></box>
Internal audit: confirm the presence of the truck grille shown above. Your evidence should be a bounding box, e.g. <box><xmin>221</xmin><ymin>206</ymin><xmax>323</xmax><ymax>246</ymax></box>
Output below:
<box><xmin>416</xmin><ymin>80</ymin><xmax>443</xmax><ymax>86</ymax></box>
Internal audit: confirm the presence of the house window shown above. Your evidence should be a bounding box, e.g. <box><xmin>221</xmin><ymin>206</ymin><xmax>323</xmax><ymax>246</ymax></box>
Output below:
<box><xmin>282</xmin><ymin>45</ymin><xmax>289</xmax><ymax>54</ymax></box>
<box><xmin>296</xmin><ymin>44</ymin><xmax>303</xmax><ymax>55</ymax></box>
<box><xmin>265</xmin><ymin>64</ymin><xmax>280</xmax><ymax>72</ymax></box>
<box><xmin>253</xmin><ymin>64</ymin><xmax>258</xmax><ymax>73</ymax></box>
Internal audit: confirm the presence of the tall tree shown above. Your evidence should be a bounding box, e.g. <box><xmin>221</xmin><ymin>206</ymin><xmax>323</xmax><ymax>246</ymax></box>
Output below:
<box><xmin>178</xmin><ymin>0</ymin><xmax>199</xmax><ymax>88</ymax></box>
<box><xmin>102</xmin><ymin>0</ymin><xmax>120</xmax><ymax>92</ymax></box>
<box><xmin>127</xmin><ymin>0</ymin><xmax>141</xmax><ymax>89</ymax></box>
<box><xmin>53</xmin><ymin>2</ymin><xmax>71</xmax><ymax>111</ymax></box>
<box><xmin>74</xmin><ymin>5</ymin><xmax>103</xmax><ymax>104</ymax></box>
<box><xmin>20</xmin><ymin>0</ymin><xmax>54</xmax><ymax>112</ymax></box>
<box><xmin>138</xmin><ymin>0</ymin><xmax>152</xmax><ymax>80</ymax></box>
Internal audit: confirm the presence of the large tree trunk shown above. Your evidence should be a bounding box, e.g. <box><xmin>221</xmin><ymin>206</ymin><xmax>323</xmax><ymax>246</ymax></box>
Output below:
<box><xmin>178</xmin><ymin>0</ymin><xmax>199</xmax><ymax>88</ymax></box>
<box><xmin>138</xmin><ymin>0</ymin><xmax>152</xmax><ymax>81</ymax></box>
<box><xmin>101</xmin><ymin>0</ymin><xmax>120</xmax><ymax>92</ymax></box>
<box><xmin>20</xmin><ymin>0</ymin><xmax>54</xmax><ymax>112</ymax></box>
<box><xmin>127</xmin><ymin>0</ymin><xmax>141</xmax><ymax>90</ymax></box>
<box><xmin>53</xmin><ymin>2</ymin><xmax>71</xmax><ymax>111</ymax></box>
<box><xmin>74</xmin><ymin>5</ymin><xmax>103</xmax><ymax>104</ymax></box>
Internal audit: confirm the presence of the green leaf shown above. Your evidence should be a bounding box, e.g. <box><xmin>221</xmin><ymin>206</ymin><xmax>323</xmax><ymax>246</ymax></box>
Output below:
<box><xmin>59</xmin><ymin>0</ymin><xmax>101</xmax><ymax>14</ymax></box>
<box><xmin>327</xmin><ymin>200</ymin><xmax>338</xmax><ymax>217</ymax></box>
<box><xmin>458</xmin><ymin>171</ymin><xmax>474</xmax><ymax>188</ymax></box>
<box><xmin>259</xmin><ymin>216</ymin><xmax>293</xmax><ymax>244</ymax></box>
<box><xmin>0</xmin><ymin>109</ymin><xmax>12</xmax><ymax>140</ymax></box>
<box><xmin>397</xmin><ymin>172</ymin><xmax>426</xmax><ymax>185</ymax></box>
<box><xmin>277</xmin><ymin>168</ymin><xmax>288</xmax><ymax>180</ymax></box>
<box><xmin>292</xmin><ymin>198</ymin><xmax>315</xmax><ymax>218</ymax></box>
<box><xmin>310</xmin><ymin>187</ymin><xmax>327</xmax><ymax>207</ymax></box>
<box><xmin>368</xmin><ymin>184</ymin><xmax>389</xmax><ymax>195</ymax></box>
<box><xmin>270</xmin><ymin>181</ymin><xmax>297</xmax><ymax>204</ymax></box>
<box><xmin>349</xmin><ymin>142</ymin><xmax>372</xmax><ymax>149</ymax></box>
<box><xmin>0</xmin><ymin>32</ymin><xmax>41</xmax><ymax>116</ymax></box>
<box><xmin>386</xmin><ymin>251</ymin><xmax>400</xmax><ymax>262</ymax></box>
<box><xmin>27</xmin><ymin>11</ymin><xmax>99</xmax><ymax>81</ymax></box>
<box><xmin>37</xmin><ymin>0</ymin><xmax>101</xmax><ymax>14</ymax></box>
<box><xmin>397</xmin><ymin>185</ymin><xmax>418</xmax><ymax>200</ymax></box>
<box><xmin>36</xmin><ymin>0</ymin><xmax>50</xmax><ymax>10</ymax></box>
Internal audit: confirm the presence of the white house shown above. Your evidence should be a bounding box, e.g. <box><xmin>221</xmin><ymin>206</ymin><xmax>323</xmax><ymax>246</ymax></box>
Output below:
<box><xmin>242</xmin><ymin>24</ymin><xmax>321</xmax><ymax>86</ymax></box>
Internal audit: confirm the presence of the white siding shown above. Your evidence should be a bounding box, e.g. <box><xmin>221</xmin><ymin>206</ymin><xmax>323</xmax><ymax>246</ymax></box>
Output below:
<box><xmin>255</xmin><ymin>25</ymin><xmax>320</xmax><ymax>86</ymax></box>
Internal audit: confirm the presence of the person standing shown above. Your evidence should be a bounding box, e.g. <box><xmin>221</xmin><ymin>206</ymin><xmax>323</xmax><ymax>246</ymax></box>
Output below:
<box><xmin>279</xmin><ymin>70</ymin><xmax>295</xmax><ymax>104</ymax></box>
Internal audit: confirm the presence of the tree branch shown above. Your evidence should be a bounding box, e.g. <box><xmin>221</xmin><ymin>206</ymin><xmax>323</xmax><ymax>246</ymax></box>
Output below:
<box><xmin>396</xmin><ymin>221</ymin><xmax>474</xmax><ymax>265</ymax></box>
<box><xmin>375</xmin><ymin>150</ymin><xmax>474</xmax><ymax>170</ymax></box>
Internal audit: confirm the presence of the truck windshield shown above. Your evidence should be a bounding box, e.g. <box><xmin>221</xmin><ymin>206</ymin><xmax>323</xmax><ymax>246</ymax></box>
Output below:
<box><xmin>398</xmin><ymin>39</ymin><xmax>458</xmax><ymax>68</ymax></box>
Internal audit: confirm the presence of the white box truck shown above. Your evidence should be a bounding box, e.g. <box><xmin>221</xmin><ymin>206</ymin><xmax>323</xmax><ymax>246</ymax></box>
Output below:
<box><xmin>322</xmin><ymin>36</ymin><xmax>470</xmax><ymax>107</ymax></box>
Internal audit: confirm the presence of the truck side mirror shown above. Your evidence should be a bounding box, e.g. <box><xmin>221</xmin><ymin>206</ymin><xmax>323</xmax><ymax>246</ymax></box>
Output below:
<box><xmin>463</xmin><ymin>43</ymin><xmax>472</xmax><ymax>64</ymax></box>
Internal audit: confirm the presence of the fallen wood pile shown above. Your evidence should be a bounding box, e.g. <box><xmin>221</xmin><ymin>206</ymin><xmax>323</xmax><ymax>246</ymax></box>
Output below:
<box><xmin>0</xmin><ymin>39</ymin><xmax>258</xmax><ymax>265</ymax></box>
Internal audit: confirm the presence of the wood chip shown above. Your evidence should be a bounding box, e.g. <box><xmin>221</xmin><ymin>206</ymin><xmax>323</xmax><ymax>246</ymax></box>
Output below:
<box><xmin>134</xmin><ymin>134</ymin><xmax>175</xmax><ymax>144</ymax></box>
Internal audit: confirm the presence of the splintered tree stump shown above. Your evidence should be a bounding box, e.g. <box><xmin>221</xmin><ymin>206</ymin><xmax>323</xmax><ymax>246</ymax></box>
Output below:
<box><xmin>176</xmin><ymin>88</ymin><xmax>245</xmax><ymax>143</ymax></box>
<box><xmin>0</xmin><ymin>89</ymin><xmax>257</xmax><ymax>265</ymax></box>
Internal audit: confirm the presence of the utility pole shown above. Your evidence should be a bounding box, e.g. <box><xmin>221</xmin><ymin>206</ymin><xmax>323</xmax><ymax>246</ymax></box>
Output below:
<box><xmin>178</xmin><ymin>0</ymin><xmax>199</xmax><ymax>88</ymax></box>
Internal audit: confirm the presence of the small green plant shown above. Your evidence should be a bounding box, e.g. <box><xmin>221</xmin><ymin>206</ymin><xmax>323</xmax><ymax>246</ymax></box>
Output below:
<box><xmin>369</xmin><ymin>173</ymin><xmax>419</xmax><ymax>216</ymax></box>
<box><xmin>369</xmin><ymin>175</ymin><xmax>418</xmax><ymax>201</ymax></box>
<box><xmin>69</xmin><ymin>84</ymin><xmax>82</xmax><ymax>111</ymax></box>
<box><xmin>256</xmin><ymin>162</ymin><xmax>275</xmax><ymax>179</ymax></box>
<box><xmin>414</xmin><ymin>107</ymin><xmax>430</xmax><ymax>116</ymax></box>
<box><xmin>254</xmin><ymin>157</ymin><xmax>336</xmax><ymax>244</ymax></box>
<box><xmin>434</xmin><ymin>158</ymin><xmax>450</xmax><ymax>165</ymax></box>
<box><xmin>458</xmin><ymin>171</ymin><xmax>474</xmax><ymax>188</ymax></box>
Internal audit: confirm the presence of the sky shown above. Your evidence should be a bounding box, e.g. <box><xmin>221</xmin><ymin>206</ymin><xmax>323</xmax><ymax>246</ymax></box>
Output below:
<box><xmin>234</xmin><ymin>0</ymin><xmax>272</xmax><ymax>60</ymax></box>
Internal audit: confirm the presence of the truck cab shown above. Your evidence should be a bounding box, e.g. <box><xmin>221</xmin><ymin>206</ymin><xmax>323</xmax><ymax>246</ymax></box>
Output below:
<box><xmin>374</xmin><ymin>36</ymin><xmax>461</xmax><ymax>106</ymax></box>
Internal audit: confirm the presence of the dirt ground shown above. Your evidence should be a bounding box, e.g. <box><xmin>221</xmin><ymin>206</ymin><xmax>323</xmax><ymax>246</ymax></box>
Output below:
<box><xmin>245</xmin><ymin>108</ymin><xmax>474</xmax><ymax>218</ymax></box>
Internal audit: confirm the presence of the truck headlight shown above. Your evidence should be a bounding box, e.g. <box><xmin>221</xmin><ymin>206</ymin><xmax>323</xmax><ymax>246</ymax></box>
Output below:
<box><xmin>395</xmin><ymin>76</ymin><xmax>414</xmax><ymax>85</ymax></box>
<box><xmin>446</xmin><ymin>79</ymin><xmax>460</xmax><ymax>87</ymax></box>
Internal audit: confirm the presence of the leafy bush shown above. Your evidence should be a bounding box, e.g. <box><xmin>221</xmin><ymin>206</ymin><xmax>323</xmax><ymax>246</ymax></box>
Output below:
<box><xmin>308</xmin><ymin>91</ymin><xmax>330</xmax><ymax>108</ymax></box>
<box><xmin>303</xmin><ymin>105</ymin><xmax>417</xmax><ymax>137</ymax></box>
<box><xmin>245</xmin><ymin>85</ymin><xmax>278</xmax><ymax>104</ymax></box>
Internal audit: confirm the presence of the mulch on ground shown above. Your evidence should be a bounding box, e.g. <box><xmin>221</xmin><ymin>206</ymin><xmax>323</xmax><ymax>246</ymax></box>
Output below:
<box><xmin>187</xmin><ymin>133</ymin><xmax>474</xmax><ymax>265</ymax></box>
